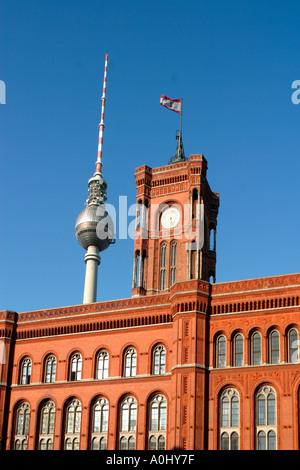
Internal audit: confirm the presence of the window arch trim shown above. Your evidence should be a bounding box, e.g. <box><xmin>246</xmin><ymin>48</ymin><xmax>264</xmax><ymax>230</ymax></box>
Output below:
<box><xmin>123</xmin><ymin>347</ymin><xmax>137</xmax><ymax>377</ymax></box>
<box><xmin>152</xmin><ymin>344</ymin><xmax>166</xmax><ymax>375</ymax></box>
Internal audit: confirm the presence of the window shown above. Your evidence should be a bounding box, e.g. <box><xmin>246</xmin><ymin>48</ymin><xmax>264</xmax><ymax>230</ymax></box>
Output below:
<box><xmin>39</xmin><ymin>401</ymin><xmax>55</xmax><ymax>450</ymax></box>
<box><xmin>14</xmin><ymin>402</ymin><xmax>30</xmax><ymax>450</ymax></box>
<box><xmin>153</xmin><ymin>345</ymin><xmax>166</xmax><ymax>375</ymax></box>
<box><xmin>65</xmin><ymin>437</ymin><xmax>80</xmax><ymax>450</ymax></box>
<box><xmin>269</xmin><ymin>330</ymin><xmax>280</xmax><ymax>364</ymax></box>
<box><xmin>91</xmin><ymin>398</ymin><xmax>109</xmax><ymax>450</ymax></box>
<box><xmin>257</xmin><ymin>431</ymin><xmax>266</xmax><ymax>450</ymax></box>
<box><xmin>124</xmin><ymin>348</ymin><xmax>137</xmax><ymax>377</ymax></box>
<box><xmin>170</xmin><ymin>242</ymin><xmax>177</xmax><ymax>286</ymax></box>
<box><xmin>256</xmin><ymin>386</ymin><xmax>277</xmax><ymax>450</ymax></box>
<box><xmin>209</xmin><ymin>227</ymin><xmax>215</xmax><ymax>251</ymax></box>
<box><xmin>219</xmin><ymin>389</ymin><xmax>239</xmax><ymax>450</ymax></box>
<box><xmin>44</xmin><ymin>355</ymin><xmax>56</xmax><ymax>383</ymax></box>
<box><xmin>220</xmin><ymin>432</ymin><xmax>229</xmax><ymax>450</ymax></box>
<box><xmin>133</xmin><ymin>250</ymin><xmax>146</xmax><ymax>289</ymax></box>
<box><xmin>192</xmin><ymin>188</ymin><xmax>198</xmax><ymax>219</ymax></box>
<box><xmin>70</xmin><ymin>353</ymin><xmax>82</xmax><ymax>381</ymax></box>
<box><xmin>230</xmin><ymin>432</ymin><xmax>239</xmax><ymax>450</ymax></box>
<box><xmin>216</xmin><ymin>335</ymin><xmax>226</xmax><ymax>368</ymax></box>
<box><xmin>96</xmin><ymin>350</ymin><xmax>109</xmax><ymax>379</ymax></box>
<box><xmin>251</xmin><ymin>332</ymin><xmax>262</xmax><ymax>365</ymax></box>
<box><xmin>119</xmin><ymin>396</ymin><xmax>137</xmax><ymax>450</ymax></box>
<box><xmin>288</xmin><ymin>328</ymin><xmax>299</xmax><ymax>363</ymax></box>
<box><xmin>189</xmin><ymin>241</ymin><xmax>197</xmax><ymax>280</ymax></box>
<box><xmin>233</xmin><ymin>334</ymin><xmax>244</xmax><ymax>367</ymax></box>
<box><xmin>267</xmin><ymin>430</ymin><xmax>276</xmax><ymax>450</ymax></box>
<box><xmin>91</xmin><ymin>436</ymin><xmax>107</xmax><ymax>450</ymax></box>
<box><xmin>136</xmin><ymin>200</ymin><xmax>148</xmax><ymax>231</ymax></box>
<box><xmin>148</xmin><ymin>394</ymin><xmax>167</xmax><ymax>450</ymax></box>
<box><xmin>160</xmin><ymin>243</ymin><xmax>167</xmax><ymax>290</ymax></box>
<box><xmin>64</xmin><ymin>399</ymin><xmax>82</xmax><ymax>450</ymax></box>
<box><xmin>136</xmin><ymin>200</ymin><xmax>142</xmax><ymax>230</ymax></box>
<box><xmin>20</xmin><ymin>357</ymin><xmax>32</xmax><ymax>385</ymax></box>
<box><xmin>257</xmin><ymin>430</ymin><xmax>276</xmax><ymax>450</ymax></box>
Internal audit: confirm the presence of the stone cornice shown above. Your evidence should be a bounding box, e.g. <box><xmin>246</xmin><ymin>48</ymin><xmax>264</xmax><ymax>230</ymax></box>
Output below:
<box><xmin>212</xmin><ymin>273</ymin><xmax>300</xmax><ymax>296</ymax></box>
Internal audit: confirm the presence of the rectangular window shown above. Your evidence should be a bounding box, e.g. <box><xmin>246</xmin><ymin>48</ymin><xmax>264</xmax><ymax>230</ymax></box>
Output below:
<box><xmin>252</xmin><ymin>334</ymin><xmax>261</xmax><ymax>365</ymax></box>
<box><xmin>150</xmin><ymin>406</ymin><xmax>158</xmax><ymax>431</ymax></box>
<box><xmin>257</xmin><ymin>396</ymin><xmax>266</xmax><ymax>426</ymax></box>
<box><xmin>221</xmin><ymin>399</ymin><xmax>229</xmax><ymax>427</ymax></box>
<box><xmin>160</xmin><ymin>407</ymin><xmax>167</xmax><ymax>431</ymax></box>
<box><xmin>217</xmin><ymin>337</ymin><xmax>226</xmax><ymax>368</ymax></box>
<box><xmin>121</xmin><ymin>407</ymin><xmax>129</xmax><ymax>432</ymax></box>
<box><xmin>102</xmin><ymin>409</ymin><xmax>108</xmax><ymax>432</ymax></box>
<box><xmin>129</xmin><ymin>408</ymin><xmax>137</xmax><ymax>431</ymax></box>
<box><xmin>267</xmin><ymin>396</ymin><xmax>276</xmax><ymax>425</ymax></box>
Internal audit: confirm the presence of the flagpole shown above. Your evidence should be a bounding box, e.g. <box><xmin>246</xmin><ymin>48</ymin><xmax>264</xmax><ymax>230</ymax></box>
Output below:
<box><xmin>180</xmin><ymin>98</ymin><xmax>182</xmax><ymax>137</ymax></box>
<box><xmin>178</xmin><ymin>98</ymin><xmax>183</xmax><ymax>154</ymax></box>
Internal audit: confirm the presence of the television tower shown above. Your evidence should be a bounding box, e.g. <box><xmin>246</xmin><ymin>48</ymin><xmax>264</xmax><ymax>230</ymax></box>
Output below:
<box><xmin>75</xmin><ymin>54</ymin><xmax>114</xmax><ymax>304</ymax></box>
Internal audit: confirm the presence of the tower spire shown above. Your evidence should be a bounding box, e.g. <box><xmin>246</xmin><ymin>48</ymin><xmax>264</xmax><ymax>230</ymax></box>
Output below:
<box><xmin>95</xmin><ymin>53</ymin><xmax>108</xmax><ymax>176</ymax></box>
<box><xmin>75</xmin><ymin>54</ymin><xmax>114</xmax><ymax>304</ymax></box>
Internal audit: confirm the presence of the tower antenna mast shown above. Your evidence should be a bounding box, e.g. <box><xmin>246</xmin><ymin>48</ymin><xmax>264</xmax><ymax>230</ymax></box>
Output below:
<box><xmin>95</xmin><ymin>53</ymin><xmax>108</xmax><ymax>176</ymax></box>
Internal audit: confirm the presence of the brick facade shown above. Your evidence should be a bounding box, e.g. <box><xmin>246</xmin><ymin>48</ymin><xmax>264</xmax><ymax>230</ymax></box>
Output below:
<box><xmin>0</xmin><ymin>154</ymin><xmax>299</xmax><ymax>450</ymax></box>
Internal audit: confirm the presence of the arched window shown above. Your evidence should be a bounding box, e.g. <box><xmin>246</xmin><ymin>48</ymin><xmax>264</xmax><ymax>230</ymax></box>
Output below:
<box><xmin>251</xmin><ymin>332</ymin><xmax>262</xmax><ymax>365</ymax></box>
<box><xmin>288</xmin><ymin>328</ymin><xmax>299</xmax><ymax>363</ymax></box>
<box><xmin>64</xmin><ymin>399</ymin><xmax>82</xmax><ymax>450</ymax></box>
<box><xmin>140</xmin><ymin>200</ymin><xmax>149</xmax><ymax>230</ymax></box>
<box><xmin>269</xmin><ymin>330</ymin><xmax>280</xmax><ymax>364</ymax></box>
<box><xmin>65</xmin><ymin>437</ymin><xmax>80</xmax><ymax>450</ymax></box>
<box><xmin>124</xmin><ymin>348</ymin><xmax>137</xmax><ymax>377</ymax></box>
<box><xmin>133</xmin><ymin>250</ymin><xmax>140</xmax><ymax>289</ymax></box>
<box><xmin>189</xmin><ymin>241</ymin><xmax>197</xmax><ymax>280</ymax></box>
<box><xmin>170</xmin><ymin>242</ymin><xmax>177</xmax><ymax>286</ymax></box>
<box><xmin>70</xmin><ymin>353</ymin><xmax>82</xmax><ymax>381</ymax></box>
<box><xmin>153</xmin><ymin>345</ymin><xmax>166</xmax><ymax>375</ymax></box>
<box><xmin>257</xmin><ymin>430</ymin><xmax>266</xmax><ymax>450</ymax></box>
<box><xmin>231</xmin><ymin>432</ymin><xmax>239</xmax><ymax>450</ymax></box>
<box><xmin>192</xmin><ymin>188</ymin><xmax>198</xmax><ymax>219</ymax></box>
<box><xmin>160</xmin><ymin>243</ymin><xmax>167</xmax><ymax>290</ymax></box>
<box><xmin>38</xmin><ymin>401</ymin><xmax>55</xmax><ymax>450</ymax></box>
<box><xmin>216</xmin><ymin>335</ymin><xmax>226</xmax><ymax>368</ymax></box>
<box><xmin>233</xmin><ymin>334</ymin><xmax>244</xmax><ymax>367</ymax></box>
<box><xmin>20</xmin><ymin>357</ymin><xmax>32</xmax><ymax>385</ymax></box>
<box><xmin>136</xmin><ymin>200</ymin><xmax>142</xmax><ymax>230</ymax></box>
<box><xmin>96</xmin><ymin>350</ymin><xmax>109</xmax><ymax>379</ymax></box>
<box><xmin>133</xmin><ymin>250</ymin><xmax>146</xmax><ymax>289</ymax></box>
<box><xmin>256</xmin><ymin>386</ymin><xmax>277</xmax><ymax>450</ymax></box>
<box><xmin>209</xmin><ymin>226</ymin><xmax>216</xmax><ymax>251</ymax></box>
<box><xmin>119</xmin><ymin>396</ymin><xmax>137</xmax><ymax>450</ymax></box>
<box><xmin>148</xmin><ymin>394</ymin><xmax>167</xmax><ymax>450</ymax></box>
<box><xmin>219</xmin><ymin>389</ymin><xmax>239</xmax><ymax>450</ymax></box>
<box><xmin>220</xmin><ymin>432</ymin><xmax>229</xmax><ymax>450</ymax></box>
<box><xmin>91</xmin><ymin>397</ymin><xmax>109</xmax><ymax>450</ymax></box>
<box><xmin>14</xmin><ymin>402</ymin><xmax>30</xmax><ymax>450</ymax></box>
<box><xmin>44</xmin><ymin>355</ymin><xmax>56</xmax><ymax>383</ymax></box>
<box><xmin>267</xmin><ymin>430</ymin><xmax>276</xmax><ymax>450</ymax></box>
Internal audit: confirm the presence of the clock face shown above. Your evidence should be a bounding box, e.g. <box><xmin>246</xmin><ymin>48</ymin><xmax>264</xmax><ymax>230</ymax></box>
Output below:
<box><xmin>161</xmin><ymin>207</ymin><xmax>180</xmax><ymax>229</ymax></box>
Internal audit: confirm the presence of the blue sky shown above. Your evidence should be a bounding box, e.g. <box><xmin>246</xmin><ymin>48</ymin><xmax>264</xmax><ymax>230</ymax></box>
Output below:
<box><xmin>0</xmin><ymin>0</ymin><xmax>299</xmax><ymax>312</ymax></box>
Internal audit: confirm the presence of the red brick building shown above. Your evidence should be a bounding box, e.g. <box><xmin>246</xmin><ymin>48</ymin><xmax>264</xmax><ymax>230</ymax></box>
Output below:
<box><xmin>1</xmin><ymin>152</ymin><xmax>300</xmax><ymax>451</ymax></box>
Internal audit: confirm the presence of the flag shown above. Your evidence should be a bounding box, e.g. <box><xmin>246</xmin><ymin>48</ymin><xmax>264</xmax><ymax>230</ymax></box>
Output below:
<box><xmin>160</xmin><ymin>95</ymin><xmax>182</xmax><ymax>114</ymax></box>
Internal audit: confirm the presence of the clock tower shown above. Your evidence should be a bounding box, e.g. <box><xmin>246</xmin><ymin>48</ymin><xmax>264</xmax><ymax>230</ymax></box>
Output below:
<box><xmin>131</xmin><ymin>153</ymin><xmax>219</xmax><ymax>297</ymax></box>
<box><xmin>131</xmin><ymin>151</ymin><xmax>219</xmax><ymax>448</ymax></box>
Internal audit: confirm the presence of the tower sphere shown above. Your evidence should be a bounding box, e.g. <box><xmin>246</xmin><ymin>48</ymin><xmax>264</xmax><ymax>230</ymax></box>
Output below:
<box><xmin>75</xmin><ymin>204</ymin><xmax>114</xmax><ymax>252</ymax></box>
